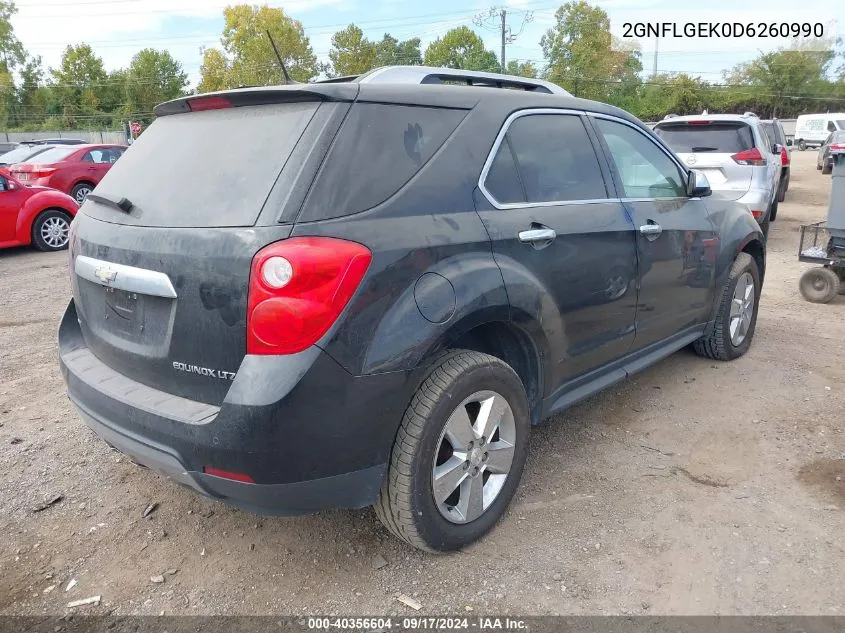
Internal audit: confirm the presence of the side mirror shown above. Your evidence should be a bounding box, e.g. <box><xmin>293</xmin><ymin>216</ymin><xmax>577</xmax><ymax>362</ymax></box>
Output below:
<box><xmin>786</xmin><ymin>139</ymin><xmax>793</xmax><ymax>147</ymax></box>
<box><xmin>687</xmin><ymin>169</ymin><xmax>711</xmax><ymax>198</ymax></box>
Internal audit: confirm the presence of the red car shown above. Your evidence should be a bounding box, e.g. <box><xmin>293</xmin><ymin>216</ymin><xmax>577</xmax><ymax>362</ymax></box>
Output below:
<box><xmin>0</xmin><ymin>170</ymin><xmax>79</xmax><ymax>251</ymax></box>
<box><xmin>9</xmin><ymin>144</ymin><xmax>127</xmax><ymax>204</ymax></box>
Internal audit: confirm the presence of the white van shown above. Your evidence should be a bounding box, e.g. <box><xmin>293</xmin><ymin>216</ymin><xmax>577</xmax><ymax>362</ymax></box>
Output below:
<box><xmin>794</xmin><ymin>113</ymin><xmax>845</xmax><ymax>150</ymax></box>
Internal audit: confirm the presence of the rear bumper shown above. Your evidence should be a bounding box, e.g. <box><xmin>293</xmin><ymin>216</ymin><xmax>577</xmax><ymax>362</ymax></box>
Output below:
<box><xmin>735</xmin><ymin>188</ymin><xmax>774</xmax><ymax>224</ymax></box>
<box><xmin>59</xmin><ymin>299</ymin><xmax>418</xmax><ymax>515</ymax></box>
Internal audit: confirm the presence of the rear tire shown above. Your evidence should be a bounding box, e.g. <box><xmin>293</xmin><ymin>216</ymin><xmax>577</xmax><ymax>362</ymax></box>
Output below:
<box><xmin>799</xmin><ymin>268</ymin><xmax>840</xmax><ymax>304</ymax></box>
<box><xmin>375</xmin><ymin>350</ymin><xmax>530</xmax><ymax>552</ymax></box>
<box><xmin>71</xmin><ymin>182</ymin><xmax>94</xmax><ymax>204</ymax></box>
<box><xmin>821</xmin><ymin>161</ymin><xmax>832</xmax><ymax>175</ymax></box>
<box><xmin>776</xmin><ymin>177</ymin><xmax>787</xmax><ymax>203</ymax></box>
<box><xmin>31</xmin><ymin>209</ymin><xmax>71</xmax><ymax>252</ymax></box>
<box><xmin>693</xmin><ymin>252</ymin><xmax>760</xmax><ymax>361</ymax></box>
<box><xmin>769</xmin><ymin>197</ymin><xmax>778</xmax><ymax>222</ymax></box>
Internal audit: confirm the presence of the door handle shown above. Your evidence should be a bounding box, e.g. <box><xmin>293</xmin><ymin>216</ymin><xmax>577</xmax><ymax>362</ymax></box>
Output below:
<box><xmin>639</xmin><ymin>223</ymin><xmax>662</xmax><ymax>237</ymax></box>
<box><xmin>518</xmin><ymin>228</ymin><xmax>557</xmax><ymax>244</ymax></box>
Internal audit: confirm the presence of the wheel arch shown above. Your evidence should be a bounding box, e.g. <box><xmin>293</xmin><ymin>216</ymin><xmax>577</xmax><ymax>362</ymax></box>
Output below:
<box><xmin>15</xmin><ymin>197</ymin><xmax>76</xmax><ymax>245</ymax></box>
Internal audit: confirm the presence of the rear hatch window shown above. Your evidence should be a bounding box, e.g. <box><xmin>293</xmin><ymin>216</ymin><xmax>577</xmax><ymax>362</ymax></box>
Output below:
<box><xmin>654</xmin><ymin>122</ymin><xmax>754</xmax><ymax>154</ymax></box>
<box><xmin>84</xmin><ymin>102</ymin><xmax>319</xmax><ymax>228</ymax></box>
<box><xmin>22</xmin><ymin>146</ymin><xmax>78</xmax><ymax>163</ymax></box>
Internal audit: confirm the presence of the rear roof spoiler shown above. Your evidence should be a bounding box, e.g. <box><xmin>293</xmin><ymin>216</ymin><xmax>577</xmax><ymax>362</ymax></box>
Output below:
<box><xmin>154</xmin><ymin>84</ymin><xmax>359</xmax><ymax>116</ymax></box>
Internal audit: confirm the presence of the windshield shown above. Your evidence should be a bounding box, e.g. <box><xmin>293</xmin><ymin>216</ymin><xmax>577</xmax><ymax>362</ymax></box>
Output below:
<box><xmin>87</xmin><ymin>102</ymin><xmax>320</xmax><ymax>228</ymax></box>
<box><xmin>654</xmin><ymin>122</ymin><xmax>754</xmax><ymax>154</ymax></box>
<box><xmin>0</xmin><ymin>145</ymin><xmax>52</xmax><ymax>164</ymax></box>
<box><xmin>23</xmin><ymin>146</ymin><xmax>78</xmax><ymax>164</ymax></box>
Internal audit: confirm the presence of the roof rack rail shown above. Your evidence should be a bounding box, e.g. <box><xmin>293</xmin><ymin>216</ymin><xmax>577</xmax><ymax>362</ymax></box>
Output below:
<box><xmin>354</xmin><ymin>66</ymin><xmax>570</xmax><ymax>96</ymax></box>
<box><xmin>743</xmin><ymin>111</ymin><xmax>758</xmax><ymax>118</ymax></box>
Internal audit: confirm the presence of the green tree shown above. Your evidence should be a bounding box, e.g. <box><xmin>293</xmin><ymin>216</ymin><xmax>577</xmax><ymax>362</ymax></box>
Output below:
<box><xmin>423</xmin><ymin>26</ymin><xmax>499</xmax><ymax>72</ymax></box>
<box><xmin>126</xmin><ymin>48</ymin><xmax>188</xmax><ymax>116</ymax></box>
<box><xmin>198</xmin><ymin>4</ymin><xmax>319</xmax><ymax>90</ymax></box>
<box><xmin>0</xmin><ymin>0</ymin><xmax>24</xmax><ymax>72</ymax></box>
<box><xmin>198</xmin><ymin>47</ymin><xmax>230</xmax><ymax>93</ymax></box>
<box><xmin>541</xmin><ymin>1</ymin><xmax>641</xmax><ymax>101</ymax></box>
<box><xmin>373</xmin><ymin>34</ymin><xmax>422</xmax><ymax>67</ymax></box>
<box><xmin>49</xmin><ymin>44</ymin><xmax>109</xmax><ymax>126</ymax></box>
<box><xmin>506</xmin><ymin>60</ymin><xmax>537</xmax><ymax>78</ymax></box>
<box><xmin>328</xmin><ymin>24</ymin><xmax>375</xmax><ymax>77</ymax></box>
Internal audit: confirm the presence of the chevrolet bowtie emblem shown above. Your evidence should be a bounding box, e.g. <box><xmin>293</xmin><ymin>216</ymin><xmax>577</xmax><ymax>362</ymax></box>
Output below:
<box><xmin>94</xmin><ymin>265</ymin><xmax>117</xmax><ymax>284</ymax></box>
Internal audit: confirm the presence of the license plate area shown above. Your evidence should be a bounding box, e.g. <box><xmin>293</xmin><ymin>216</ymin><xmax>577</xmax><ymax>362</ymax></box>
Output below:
<box><xmin>76</xmin><ymin>277</ymin><xmax>176</xmax><ymax>358</ymax></box>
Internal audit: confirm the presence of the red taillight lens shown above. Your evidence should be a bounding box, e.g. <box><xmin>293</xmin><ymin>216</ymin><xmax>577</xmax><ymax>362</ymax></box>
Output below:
<box><xmin>830</xmin><ymin>143</ymin><xmax>845</xmax><ymax>151</ymax></box>
<box><xmin>247</xmin><ymin>237</ymin><xmax>372</xmax><ymax>355</ymax></box>
<box><xmin>780</xmin><ymin>147</ymin><xmax>789</xmax><ymax>165</ymax></box>
<box><xmin>731</xmin><ymin>147</ymin><xmax>766</xmax><ymax>166</ymax></box>
<box><xmin>188</xmin><ymin>96</ymin><xmax>233</xmax><ymax>111</ymax></box>
<box><xmin>202</xmin><ymin>466</ymin><xmax>254</xmax><ymax>483</ymax></box>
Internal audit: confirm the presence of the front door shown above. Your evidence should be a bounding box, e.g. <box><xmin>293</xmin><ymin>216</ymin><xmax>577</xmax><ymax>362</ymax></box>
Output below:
<box><xmin>475</xmin><ymin>110</ymin><xmax>639</xmax><ymax>392</ymax></box>
<box><xmin>590</xmin><ymin>115</ymin><xmax>717</xmax><ymax>350</ymax></box>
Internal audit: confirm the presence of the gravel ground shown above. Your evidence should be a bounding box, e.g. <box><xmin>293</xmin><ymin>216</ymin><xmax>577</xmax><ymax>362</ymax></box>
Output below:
<box><xmin>1</xmin><ymin>151</ymin><xmax>843</xmax><ymax>616</ymax></box>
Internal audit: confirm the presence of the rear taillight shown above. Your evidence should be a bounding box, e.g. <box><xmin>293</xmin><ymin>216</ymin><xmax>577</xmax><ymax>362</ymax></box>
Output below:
<box><xmin>247</xmin><ymin>237</ymin><xmax>372</xmax><ymax>355</ymax></box>
<box><xmin>202</xmin><ymin>466</ymin><xmax>254</xmax><ymax>483</ymax></box>
<box><xmin>830</xmin><ymin>143</ymin><xmax>845</xmax><ymax>152</ymax></box>
<box><xmin>17</xmin><ymin>164</ymin><xmax>57</xmax><ymax>178</ymax></box>
<box><xmin>731</xmin><ymin>147</ymin><xmax>766</xmax><ymax>166</ymax></box>
<box><xmin>780</xmin><ymin>147</ymin><xmax>789</xmax><ymax>166</ymax></box>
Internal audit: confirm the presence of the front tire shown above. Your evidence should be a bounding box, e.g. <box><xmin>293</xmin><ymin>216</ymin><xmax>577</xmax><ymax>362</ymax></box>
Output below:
<box><xmin>693</xmin><ymin>252</ymin><xmax>760</xmax><ymax>361</ymax></box>
<box><xmin>31</xmin><ymin>210</ymin><xmax>71</xmax><ymax>252</ymax></box>
<box><xmin>799</xmin><ymin>268</ymin><xmax>840</xmax><ymax>303</ymax></box>
<box><xmin>798</xmin><ymin>140</ymin><xmax>807</xmax><ymax>151</ymax></box>
<box><xmin>375</xmin><ymin>350</ymin><xmax>530</xmax><ymax>552</ymax></box>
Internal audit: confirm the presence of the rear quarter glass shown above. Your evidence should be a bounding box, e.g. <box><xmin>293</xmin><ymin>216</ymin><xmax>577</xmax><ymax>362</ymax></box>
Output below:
<box><xmin>298</xmin><ymin>103</ymin><xmax>467</xmax><ymax>222</ymax></box>
<box><xmin>83</xmin><ymin>102</ymin><xmax>320</xmax><ymax>228</ymax></box>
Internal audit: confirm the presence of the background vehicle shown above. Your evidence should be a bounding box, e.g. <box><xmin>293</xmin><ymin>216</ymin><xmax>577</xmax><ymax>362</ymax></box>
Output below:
<box><xmin>0</xmin><ymin>143</ymin><xmax>56</xmax><ymax>167</ymax></box>
<box><xmin>795</xmin><ymin>113</ymin><xmax>845</xmax><ymax>150</ymax></box>
<box><xmin>0</xmin><ymin>172</ymin><xmax>78</xmax><ymax>251</ymax></box>
<box><xmin>761</xmin><ymin>119</ymin><xmax>790</xmax><ymax>202</ymax></box>
<box><xmin>654</xmin><ymin>113</ymin><xmax>782</xmax><ymax>230</ymax></box>
<box><xmin>20</xmin><ymin>138</ymin><xmax>87</xmax><ymax>146</ymax></box>
<box><xmin>59</xmin><ymin>67</ymin><xmax>766</xmax><ymax>553</ymax></box>
<box><xmin>817</xmin><ymin>130</ymin><xmax>845</xmax><ymax>175</ymax></box>
<box><xmin>9</xmin><ymin>144</ymin><xmax>126</xmax><ymax>203</ymax></box>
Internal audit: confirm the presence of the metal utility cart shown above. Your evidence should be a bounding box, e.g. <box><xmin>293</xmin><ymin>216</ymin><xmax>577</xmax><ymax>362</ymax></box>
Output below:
<box><xmin>798</xmin><ymin>144</ymin><xmax>845</xmax><ymax>303</ymax></box>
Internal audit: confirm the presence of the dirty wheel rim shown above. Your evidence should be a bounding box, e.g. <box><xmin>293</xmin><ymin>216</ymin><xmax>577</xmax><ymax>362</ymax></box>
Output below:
<box><xmin>729</xmin><ymin>272</ymin><xmax>755</xmax><ymax>346</ymax></box>
<box><xmin>40</xmin><ymin>216</ymin><xmax>69</xmax><ymax>248</ymax></box>
<box><xmin>431</xmin><ymin>390</ymin><xmax>516</xmax><ymax>524</ymax></box>
<box><xmin>74</xmin><ymin>186</ymin><xmax>92</xmax><ymax>203</ymax></box>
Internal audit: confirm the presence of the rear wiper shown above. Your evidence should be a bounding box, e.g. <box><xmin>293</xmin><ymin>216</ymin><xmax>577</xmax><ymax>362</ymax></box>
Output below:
<box><xmin>86</xmin><ymin>193</ymin><xmax>134</xmax><ymax>213</ymax></box>
<box><xmin>690</xmin><ymin>146</ymin><xmax>719</xmax><ymax>152</ymax></box>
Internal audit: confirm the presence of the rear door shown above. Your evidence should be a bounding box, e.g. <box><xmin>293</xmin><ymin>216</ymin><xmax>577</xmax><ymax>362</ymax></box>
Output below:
<box><xmin>653</xmin><ymin>120</ymin><xmax>755</xmax><ymax>200</ymax></box>
<box><xmin>476</xmin><ymin>110</ymin><xmax>638</xmax><ymax>389</ymax></box>
<box><xmin>591</xmin><ymin>115</ymin><xmax>716</xmax><ymax>350</ymax></box>
<box><xmin>68</xmin><ymin>99</ymin><xmax>340</xmax><ymax>405</ymax></box>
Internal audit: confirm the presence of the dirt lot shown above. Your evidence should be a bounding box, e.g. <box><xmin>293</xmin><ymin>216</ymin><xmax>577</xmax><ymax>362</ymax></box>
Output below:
<box><xmin>1</xmin><ymin>151</ymin><xmax>844</xmax><ymax>617</ymax></box>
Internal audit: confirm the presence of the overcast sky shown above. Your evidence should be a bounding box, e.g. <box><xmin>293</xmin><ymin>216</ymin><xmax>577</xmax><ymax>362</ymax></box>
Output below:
<box><xmin>10</xmin><ymin>0</ymin><xmax>844</xmax><ymax>89</ymax></box>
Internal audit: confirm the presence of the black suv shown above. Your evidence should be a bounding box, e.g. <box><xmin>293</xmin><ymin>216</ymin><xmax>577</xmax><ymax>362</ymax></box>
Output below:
<box><xmin>60</xmin><ymin>66</ymin><xmax>765</xmax><ymax>552</ymax></box>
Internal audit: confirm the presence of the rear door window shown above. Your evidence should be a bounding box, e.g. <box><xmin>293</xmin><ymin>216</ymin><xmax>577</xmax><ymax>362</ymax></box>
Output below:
<box><xmin>654</xmin><ymin>122</ymin><xmax>754</xmax><ymax>154</ymax></box>
<box><xmin>483</xmin><ymin>113</ymin><xmax>607</xmax><ymax>205</ymax></box>
<box><xmin>86</xmin><ymin>102</ymin><xmax>320</xmax><ymax>228</ymax></box>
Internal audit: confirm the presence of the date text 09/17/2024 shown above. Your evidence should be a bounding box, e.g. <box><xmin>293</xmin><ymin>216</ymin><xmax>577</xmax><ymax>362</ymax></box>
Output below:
<box><xmin>306</xmin><ymin>617</ymin><xmax>528</xmax><ymax>630</ymax></box>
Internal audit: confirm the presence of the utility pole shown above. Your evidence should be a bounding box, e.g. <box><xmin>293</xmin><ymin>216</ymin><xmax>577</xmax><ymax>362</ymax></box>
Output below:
<box><xmin>652</xmin><ymin>36</ymin><xmax>658</xmax><ymax>77</ymax></box>
<box><xmin>500</xmin><ymin>9</ymin><xmax>507</xmax><ymax>72</ymax></box>
<box><xmin>474</xmin><ymin>6</ymin><xmax>533</xmax><ymax>74</ymax></box>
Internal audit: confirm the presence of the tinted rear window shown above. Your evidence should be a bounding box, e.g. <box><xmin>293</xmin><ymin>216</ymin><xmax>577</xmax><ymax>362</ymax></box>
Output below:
<box><xmin>84</xmin><ymin>103</ymin><xmax>319</xmax><ymax>228</ymax></box>
<box><xmin>0</xmin><ymin>145</ymin><xmax>51</xmax><ymax>163</ymax></box>
<box><xmin>654</xmin><ymin>122</ymin><xmax>754</xmax><ymax>154</ymax></box>
<box><xmin>301</xmin><ymin>103</ymin><xmax>467</xmax><ymax>221</ymax></box>
<box><xmin>24</xmin><ymin>146</ymin><xmax>77</xmax><ymax>163</ymax></box>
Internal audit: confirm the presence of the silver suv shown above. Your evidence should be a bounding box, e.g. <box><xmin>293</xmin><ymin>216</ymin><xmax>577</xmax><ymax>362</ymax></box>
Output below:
<box><xmin>653</xmin><ymin>113</ymin><xmax>782</xmax><ymax>233</ymax></box>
